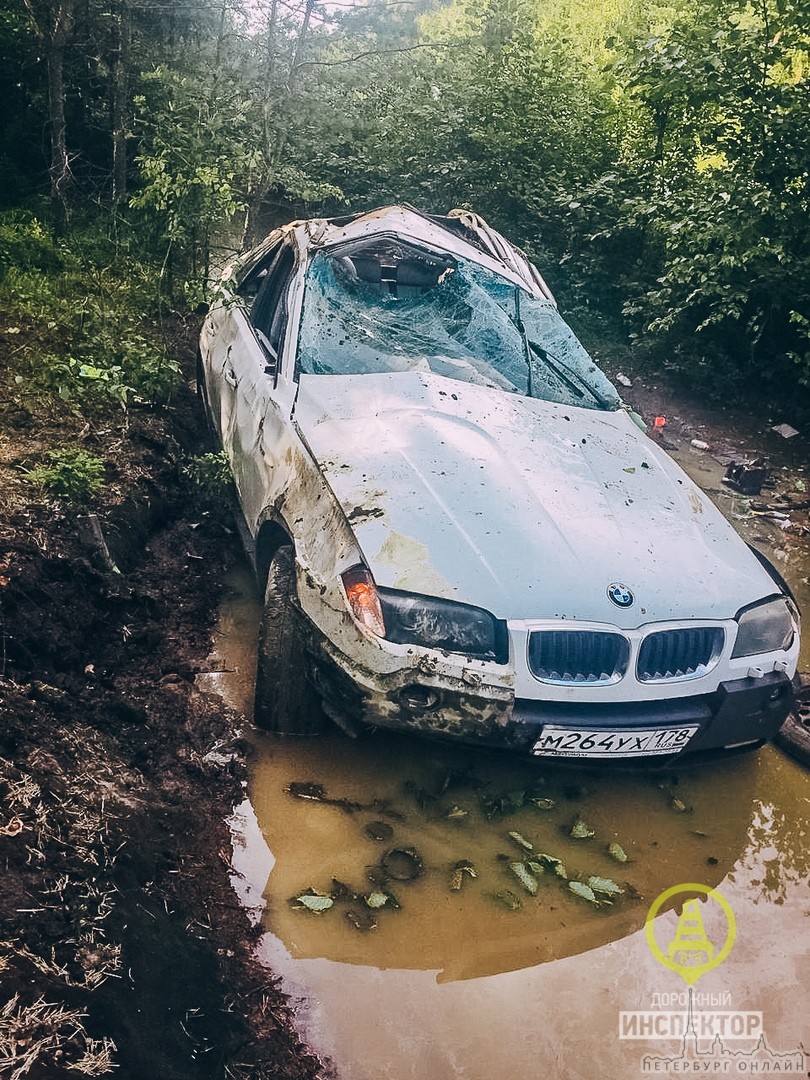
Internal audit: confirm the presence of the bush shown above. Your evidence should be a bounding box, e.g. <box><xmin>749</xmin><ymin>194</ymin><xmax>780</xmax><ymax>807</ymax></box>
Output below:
<box><xmin>0</xmin><ymin>215</ymin><xmax>62</xmax><ymax>281</ymax></box>
<box><xmin>28</xmin><ymin>449</ymin><xmax>106</xmax><ymax>502</ymax></box>
<box><xmin>181</xmin><ymin>451</ymin><xmax>234</xmax><ymax>511</ymax></box>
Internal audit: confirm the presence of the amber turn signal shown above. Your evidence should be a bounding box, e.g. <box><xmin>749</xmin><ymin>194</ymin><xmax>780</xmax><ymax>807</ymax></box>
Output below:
<box><xmin>341</xmin><ymin>565</ymin><xmax>386</xmax><ymax>638</ymax></box>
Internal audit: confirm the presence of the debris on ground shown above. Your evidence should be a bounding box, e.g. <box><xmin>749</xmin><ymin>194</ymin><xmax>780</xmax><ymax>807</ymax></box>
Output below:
<box><xmin>723</xmin><ymin>457</ymin><xmax>769</xmax><ymax>496</ymax></box>
<box><xmin>772</xmin><ymin>423</ymin><xmax>800</xmax><ymax>439</ymax></box>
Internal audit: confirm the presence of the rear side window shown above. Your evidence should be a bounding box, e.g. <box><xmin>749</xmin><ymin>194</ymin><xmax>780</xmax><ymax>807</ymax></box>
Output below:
<box><xmin>250</xmin><ymin>245</ymin><xmax>296</xmax><ymax>358</ymax></box>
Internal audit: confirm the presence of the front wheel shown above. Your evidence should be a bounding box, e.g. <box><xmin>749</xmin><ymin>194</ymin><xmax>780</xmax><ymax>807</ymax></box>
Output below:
<box><xmin>253</xmin><ymin>545</ymin><xmax>327</xmax><ymax>734</ymax></box>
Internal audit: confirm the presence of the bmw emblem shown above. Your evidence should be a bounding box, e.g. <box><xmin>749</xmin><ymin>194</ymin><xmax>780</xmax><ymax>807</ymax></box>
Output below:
<box><xmin>607</xmin><ymin>582</ymin><xmax>634</xmax><ymax>608</ymax></box>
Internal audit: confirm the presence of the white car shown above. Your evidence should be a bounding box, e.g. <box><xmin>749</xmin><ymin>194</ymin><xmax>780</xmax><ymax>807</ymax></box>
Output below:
<box><xmin>198</xmin><ymin>205</ymin><xmax>800</xmax><ymax>761</ymax></box>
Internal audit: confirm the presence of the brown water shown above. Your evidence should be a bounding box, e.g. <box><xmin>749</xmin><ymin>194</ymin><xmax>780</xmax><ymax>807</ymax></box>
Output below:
<box><xmin>216</xmin><ymin>445</ymin><xmax>810</xmax><ymax>1079</ymax></box>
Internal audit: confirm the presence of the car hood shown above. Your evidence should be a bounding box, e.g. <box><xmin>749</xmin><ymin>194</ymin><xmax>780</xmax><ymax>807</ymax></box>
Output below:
<box><xmin>293</xmin><ymin>372</ymin><xmax>774</xmax><ymax>624</ymax></box>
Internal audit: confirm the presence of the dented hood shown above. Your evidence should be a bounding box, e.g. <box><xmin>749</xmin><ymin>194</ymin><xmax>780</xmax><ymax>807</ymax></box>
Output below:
<box><xmin>293</xmin><ymin>372</ymin><xmax>774</xmax><ymax>624</ymax></box>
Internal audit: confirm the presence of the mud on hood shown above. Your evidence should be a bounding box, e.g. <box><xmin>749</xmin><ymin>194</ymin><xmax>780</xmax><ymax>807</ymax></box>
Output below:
<box><xmin>293</xmin><ymin>372</ymin><xmax>774</xmax><ymax>625</ymax></box>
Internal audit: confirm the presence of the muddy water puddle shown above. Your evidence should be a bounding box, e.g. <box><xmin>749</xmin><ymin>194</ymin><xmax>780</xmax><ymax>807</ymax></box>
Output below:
<box><xmin>212</xmin><ymin>555</ymin><xmax>809</xmax><ymax>1079</ymax></box>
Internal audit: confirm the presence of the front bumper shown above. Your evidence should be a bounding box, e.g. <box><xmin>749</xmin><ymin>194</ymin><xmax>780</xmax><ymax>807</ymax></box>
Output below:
<box><xmin>311</xmin><ymin>633</ymin><xmax>794</xmax><ymax>759</ymax></box>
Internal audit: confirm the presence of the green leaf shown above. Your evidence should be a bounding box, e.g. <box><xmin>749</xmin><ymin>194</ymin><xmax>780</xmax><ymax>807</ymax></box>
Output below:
<box><xmin>570</xmin><ymin>818</ymin><xmax>595</xmax><ymax>839</ymax></box>
<box><xmin>587</xmin><ymin>875</ymin><xmax>624</xmax><ymax>897</ymax></box>
<box><xmin>568</xmin><ymin>881</ymin><xmax>601</xmax><ymax>905</ymax></box>
<box><xmin>509</xmin><ymin>862</ymin><xmax>539</xmax><ymax>895</ymax></box>
<box><xmin>607</xmin><ymin>843</ymin><xmax>628</xmax><ymax>863</ymax></box>
<box><xmin>292</xmin><ymin>892</ymin><xmax>334</xmax><ymax>913</ymax></box>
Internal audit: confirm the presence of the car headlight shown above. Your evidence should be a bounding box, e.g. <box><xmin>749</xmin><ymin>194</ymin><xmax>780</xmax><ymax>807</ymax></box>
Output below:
<box><xmin>731</xmin><ymin>597</ymin><xmax>798</xmax><ymax>658</ymax></box>
<box><xmin>340</xmin><ymin>566</ymin><xmax>507</xmax><ymax>662</ymax></box>
<box><xmin>378</xmin><ymin>588</ymin><xmax>508</xmax><ymax>663</ymax></box>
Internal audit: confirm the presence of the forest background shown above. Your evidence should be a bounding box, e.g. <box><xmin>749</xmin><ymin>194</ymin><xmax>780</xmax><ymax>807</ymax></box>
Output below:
<box><xmin>1</xmin><ymin>0</ymin><xmax>809</xmax><ymax>430</ymax></box>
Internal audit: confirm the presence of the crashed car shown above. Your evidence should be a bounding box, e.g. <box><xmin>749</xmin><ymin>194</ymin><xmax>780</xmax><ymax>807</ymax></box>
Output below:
<box><xmin>198</xmin><ymin>204</ymin><xmax>800</xmax><ymax>760</ymax></box>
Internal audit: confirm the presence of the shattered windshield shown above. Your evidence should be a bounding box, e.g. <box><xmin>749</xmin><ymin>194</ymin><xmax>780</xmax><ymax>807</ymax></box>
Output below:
<box><xmin>296</xmin><ymin>245</ymin><xmax>620</xmax><ymax>411</ymax></box>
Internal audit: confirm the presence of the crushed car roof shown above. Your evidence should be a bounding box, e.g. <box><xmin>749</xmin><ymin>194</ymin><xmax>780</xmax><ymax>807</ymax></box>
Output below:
<box><xmin>243</xmin><ymin>204</ymin><xmax>557</xmax><ymax>302</ymax></box>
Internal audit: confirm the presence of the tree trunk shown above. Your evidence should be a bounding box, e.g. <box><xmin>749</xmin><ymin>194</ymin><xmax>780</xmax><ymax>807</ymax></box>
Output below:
<box><xmin>111</xmin><ymin>0</ymin><xmax>131</xmax><ymax>212</ymax></box>
<box><xmin>24</xmin><ymin>0</ymin><xmax>75</xmax><ymax>234</ymax></box>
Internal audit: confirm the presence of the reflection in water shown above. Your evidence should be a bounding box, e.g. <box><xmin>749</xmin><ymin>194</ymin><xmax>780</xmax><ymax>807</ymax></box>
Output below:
<box><xmin>250</xmin><ymin>733</ymin><xmax>759</xmax><ymax>982</ymax></box>
<box><xmin>730</xmin><ymin>749</ymin><xmax>810</xmax><ymax>905</ymax></box>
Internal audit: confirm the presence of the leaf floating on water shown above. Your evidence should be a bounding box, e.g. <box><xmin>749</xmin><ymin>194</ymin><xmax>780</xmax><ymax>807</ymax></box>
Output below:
<box><xmin>509</xmin><ymin>861</ymin><xmax>539</xmax><ymax>896</ymax></box>
<box><xmin>607</xmin><ymin>843</ymin><xmax>628</xmax><ymax>863</ymax></box>
<box><xmin>481</xmin><ymin>790</ymin><xmax>526</xmax><ymax>818</ymax></box>
<box><xmin>285</xmin><ymin>781</ymin><xmax>368</xmax><ymax>814</ymax></box>
<box><xmin>365</xmin><ymin>820</ymin><xmax>394</xmax><ymax>842</ymax></box>
<box><xmin>381</xmin><ymin>847</ymin><xmax>424</xmax><ymax>881</ymax></box>
<box><xmin>493</xmin><ymin>890</ymin><xmax>522</xmax><ymax>911</ymax></box>
<box><xmin>346</xmin><ymin>909</ymin><xmax>377</xmax><ymax>932</ymax></box>
<box><xmin>508</xmin><ymin>830</ymin><xmax>534</xmax><ymax>852</ymax></box>
<box><xmin>287</xmin><ymin>781</ymin><xmax>327</xmax><ymax>801</ymax></box>
<box><xmin>292</xmin><ymin>891</ymin><xmax>334</xmax><ymax>913</ymax></box>
<box><xmin>449</xmin><ymin>857</ymin><xmax>478</xmax><ymax>892</ymax></box>
<box><xmin>568</xmin><ymin>880</ymin><xmax>602</xmax><ymax>906</ymax></box>
<box><xmin>536</xmin><ymin>853</ymin><xmax>567</xmax><ymax>879</ymax></box>
<box><xmin>365</xmin><ymin>892</ymin><xmax>391</xmax><ymax>909</ymax></box>
<box><xmin>530</xmin><ymin>797</ymin><xmax>557</xmax><ymax>811</ymax></box>
<box><xmin>503</xmin><ymin>790</ymin><xmax>526</xmax><ymax>812</ymax></box>
<box><xmin>587</xmin><ymin>875</ymin><xmax>624</xmax><ymax>897</ymax></box>
<box><xmin>569</xmin><ymin>817</ymin><xmax>595</xmax><ymax>839</ymax></box>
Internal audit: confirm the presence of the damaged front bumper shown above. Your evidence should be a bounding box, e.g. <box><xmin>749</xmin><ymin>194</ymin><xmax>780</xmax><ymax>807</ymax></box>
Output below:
<box><xmin>308</xmin><ymin>632</ymin><xmax>794</xmax><ymax>760</ymax></box>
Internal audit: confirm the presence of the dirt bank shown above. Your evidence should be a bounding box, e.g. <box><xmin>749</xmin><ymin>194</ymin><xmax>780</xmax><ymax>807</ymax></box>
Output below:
<box><xmin>0</xmin><ymin>323</ymin><xmax>327</xmax><ymax>1078</ymax></box>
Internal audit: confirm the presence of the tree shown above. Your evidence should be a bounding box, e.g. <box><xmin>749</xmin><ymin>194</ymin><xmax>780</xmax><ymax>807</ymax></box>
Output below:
<box><xmin>22</xmin><ymin>0</ymin><xmax>75</xmax><ymax>232</ymax></box>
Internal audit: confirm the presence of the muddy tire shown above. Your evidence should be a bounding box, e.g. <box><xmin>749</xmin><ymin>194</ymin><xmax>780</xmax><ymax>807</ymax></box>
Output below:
<box><xmin>774</xmin><ymin>679</ymin><xmax>810</xmax><ymax>768</ymax></box>
<box><xmin>254</xmin><ymin>546</ymin><xmax>327</xmax><ymax>734</ymax></box>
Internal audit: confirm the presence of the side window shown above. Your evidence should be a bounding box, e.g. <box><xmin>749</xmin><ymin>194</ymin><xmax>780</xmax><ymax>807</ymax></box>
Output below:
<box><xmin>237</xmin><ymin>237</ymin><xmax>283</xmax><ymax>310</ymax></box>
<box><xmin>250</xmin><ymin>245</ymin><xmax>296</xmax><ymax>365</ymax></box>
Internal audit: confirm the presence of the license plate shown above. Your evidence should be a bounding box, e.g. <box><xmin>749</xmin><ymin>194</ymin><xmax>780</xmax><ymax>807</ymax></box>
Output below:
<box><xmin>532</xmin><ymin>724</ymin><xmax>700</xmax><ymax>758</ymax></box>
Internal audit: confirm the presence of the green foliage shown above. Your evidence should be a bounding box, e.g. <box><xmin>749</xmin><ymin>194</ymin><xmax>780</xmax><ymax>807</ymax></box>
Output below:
<box><xmin>181</xmin><ymin>451</ymin><xmax>234</xmax><ymax>511</ymax></box>
<box><xmin>0</xmin><ymin>215</ymin><xmax>182</xmax><ymax>411</ymax></box>
<box><xmin>131</xmin><ymin>65</ymin><xmax>259</xmax><ymax>283</ymax></box>
<box><xmin>560</xmin><ymin>0</ymin><xmax>810</xmax><ymax>398</ymax></box>
<box><xmin>0</xmin><ymin>215</ymin><xmax>62</xmax><ymax>280</ymax></box>
<box><xmin>27</xmin><ymin>449</ymin><xmax>106</xmax><ymax>503</ymax></box>
<box><xmin>0</xmin><ymin>0</ymin><xmax>807</xmax><ymax>413</ymax></box>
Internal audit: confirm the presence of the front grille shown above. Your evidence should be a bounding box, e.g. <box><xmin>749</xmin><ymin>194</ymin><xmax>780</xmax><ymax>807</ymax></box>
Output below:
<box><xmin>637</xmin><ymin>627</ymin><xmax>724</xmax><ymax>682</ymax></box>
<box><xmin>528</xmin><ymin>630</ymin><xmax>629</xmax><ymax>685</ymax></box>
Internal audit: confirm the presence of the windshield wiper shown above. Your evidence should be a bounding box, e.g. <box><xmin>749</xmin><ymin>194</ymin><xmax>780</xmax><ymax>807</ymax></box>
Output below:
<box><xmin>526</xmin><ymin>339</ymin><xmax>615</xmax><ymax>409</ymax></box>
<box><xmin>513</xmin><ymin>288</ymin><xmax>534</xmax><ymax>398</ymax></box>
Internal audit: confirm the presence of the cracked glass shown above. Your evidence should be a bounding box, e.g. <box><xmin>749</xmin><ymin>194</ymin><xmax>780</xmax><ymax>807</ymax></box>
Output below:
<box><xmin>296</xmin><ymin>248</ymin><xmax>619</xmax><ymax>411</ymax></box>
